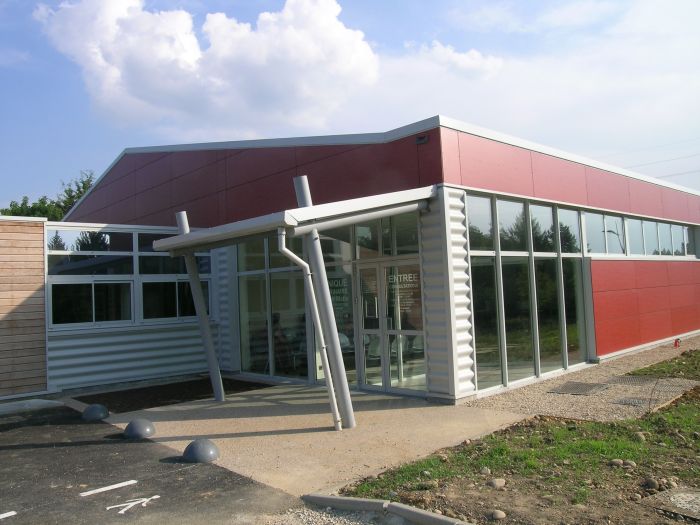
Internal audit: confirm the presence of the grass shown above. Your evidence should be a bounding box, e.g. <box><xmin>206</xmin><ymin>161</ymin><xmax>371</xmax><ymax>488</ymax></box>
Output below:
<box><xmin>347</xmin><ymin>389</ymin><xmax>699</xmax><ymax>503</ymax></box>
<box><xmin>628</xmin><ymin>347</ymin><xmax>700</xmax><ymax>380</ymax></box>
<box><xmin>345</xmin><ymin>348</ymin><xmax>700</xmax><ymax>508</ymax></box>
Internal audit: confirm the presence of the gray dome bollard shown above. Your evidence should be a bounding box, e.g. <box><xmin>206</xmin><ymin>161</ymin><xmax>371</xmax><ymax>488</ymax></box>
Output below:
<box><xmin>183</xmin><ymin>439</ymin><xmax>220</xmax><ymax>463</ymax></box>
<box><xmin>124</xmin><ymin>418</ymin><xmax>156</xmax><ymax>440</ymax></box>
<box><xmin>82</xmin><ymin>404</ymin><xmax>109</xmax><ymax>422</ymax></box>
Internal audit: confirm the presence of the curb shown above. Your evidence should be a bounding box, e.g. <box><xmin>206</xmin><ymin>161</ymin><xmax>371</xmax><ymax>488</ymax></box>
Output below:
<box><xmin>302</xmin><ymin>493</ymin><xmax>473</xmax><ymax>525</ymax></box>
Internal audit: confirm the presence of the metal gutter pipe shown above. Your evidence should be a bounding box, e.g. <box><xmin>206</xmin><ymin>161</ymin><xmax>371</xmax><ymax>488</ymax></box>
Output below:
<box><xmin>176</xmin><ymin>211</ymin><xmax>226</xmax><ymax>402</ymax></box>
<box><xmin>293</xmin><ymin>176</ymin><xmax>356</xmax><ymax>429</ymax></box>
<box><xmin>277</xmin><ymin>228</ymin><xmax>342</xmax><ymax>431</ymax></box>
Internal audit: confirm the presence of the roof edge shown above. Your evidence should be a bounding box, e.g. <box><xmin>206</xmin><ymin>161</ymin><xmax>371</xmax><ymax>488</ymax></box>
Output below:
<box><xmin>435</xmin><ymin>115</ymin><xmax>700</xmax><ymax>198</ymax></box>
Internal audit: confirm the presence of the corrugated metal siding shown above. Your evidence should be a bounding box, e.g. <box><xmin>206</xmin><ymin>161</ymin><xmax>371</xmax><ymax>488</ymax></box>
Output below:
<box><xmin>447</xmin><ymin>190</ymin><xmax>476</xmax><ymax>397</ymax></box>
<box><xmin>419</xmin><ymin>187</ymin><xmax>475</xmax><ymax>400</ymax></box>
<box><xmin>213</xmin><ymin>246</ymin><xmax>236</xmax><ymax>371</ymax></box>
<box><xmin>47</xmin><ymin>323</ymin><xmax>214</xmax><ymax>391</ymax></box>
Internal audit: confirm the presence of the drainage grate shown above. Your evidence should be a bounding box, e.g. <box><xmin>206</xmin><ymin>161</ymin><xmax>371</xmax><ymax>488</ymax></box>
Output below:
<box><xmin>548</xmin><ymin>381</ymin><xmax>609</xmax><ymax>396</ymax></box>
<box><xmin>606</xmin><ymin>375</ymin><xmax>658</xmax><ymax>386</ymax></box>
<box><xmin>612</xmin><ymin>397</ymin><xmax>650</xmax><ymax>406</ymax></box>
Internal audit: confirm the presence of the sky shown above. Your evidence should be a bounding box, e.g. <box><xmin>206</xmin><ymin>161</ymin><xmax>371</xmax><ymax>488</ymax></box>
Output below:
<box><xmin>1</xmin><ymin>0</ymin><xmax>699</xmax><ymax>209</ymax></box>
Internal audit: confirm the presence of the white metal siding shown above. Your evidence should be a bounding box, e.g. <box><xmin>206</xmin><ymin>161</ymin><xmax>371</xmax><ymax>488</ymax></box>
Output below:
<box><xmin>213</xmin><ymin>246</ymin><xmax>236</xmax><ymax>371</ymax></box>
<box><xmin>47</xmin><ymin>323</ymin><xmax>214</xmax><ymax>391</ymax></box>
<box><xmin>419</xmin><ymin>187</ymin><xmax>475</xmax><ymax>400</ymax></box>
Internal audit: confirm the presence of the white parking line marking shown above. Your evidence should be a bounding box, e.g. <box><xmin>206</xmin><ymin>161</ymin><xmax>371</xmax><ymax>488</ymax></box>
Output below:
<box><xmin>80</xmin><ymin>480</ymin><xmax>138</xmax><ymax>497</ymax></box>
<box><xmin>0</xmin><ymin>511</ymin><xmax>17</xmax><ymax>520</ymax></box>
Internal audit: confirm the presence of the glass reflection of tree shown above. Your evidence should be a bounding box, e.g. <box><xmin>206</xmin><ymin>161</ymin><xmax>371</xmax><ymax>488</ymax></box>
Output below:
<box><xmin>606</xmin><ymin>222</ymin><xmax>625</xmax><ymax>253</ymax></box>
<box><xmin>559</xmin><ymin>225</ymin><xmax>578</xmax><ymax>252</ymax></box>
<box><xmin>47</xmin><ymin>231</ymin><xmax>67</xmax><ymax>251</ymax></box>
<box><xmin>74</xmin><ymin>231</ymin><xmax>109</xmax><ymax>251</ymax></box>
<box><xmin>499</xmin><ymin>211</ymin><xmax>528</xmax><ymax>251</ymax></box>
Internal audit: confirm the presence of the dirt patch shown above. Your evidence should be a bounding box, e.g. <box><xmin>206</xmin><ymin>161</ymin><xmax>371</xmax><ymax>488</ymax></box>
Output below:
<box><xmin>346</xmin><ymin>387</ymin><xmax>700</xmax><ymax>524</ymax></box>
<box><xmin>76</xmin><ymin>377</ymin><xmax>269</xmax><ymax>413</ymax></box>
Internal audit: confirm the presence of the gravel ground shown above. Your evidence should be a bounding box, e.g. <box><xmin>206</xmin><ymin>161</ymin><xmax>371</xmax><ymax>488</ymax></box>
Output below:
<box><xmin>262</xmin><ymin>506</ymin><xmax>411</xmax><ymax>525</ymax></box>
<box><xmin>465</xmin><ymin>335</ymin><xmax>700</xmax><ymax>421</ymax></box>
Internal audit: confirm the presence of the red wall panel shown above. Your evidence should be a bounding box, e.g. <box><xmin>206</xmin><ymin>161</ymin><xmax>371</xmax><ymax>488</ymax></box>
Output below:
<box><xmin>531</xmin><ymin>152</ymin><xmax>588</xmax><ymax>206</ymax></box>
<box><xmin>585</xmin><ymin>167</ymin><xmax>631</xmax><ymax>213</ymax></box>
<box><xmin>628</xmin><ymin>178</ymin><xmax>664</xmax><ymax>218</ymax></box>
<box><xmin>439</xmin><ymin>128</ymin><xmax>461</xmax><ymax>185</ymax></box>
<box><xmin>457</xmin><ymin>133</ymin><xmax>534</xmax><ymax>196</ymax></box>
<box><xmin>70</xmin><ymin>124</ymin><xmax>700</xmax><ymax>229</ymax></box>
<box><xmin>592</xmin><ymin>260</ymin><xmax>700</xmax><ymax>356</ymax></box>
<box><xmin>70</xmin><ymin>130</ymin><xmax>441</xmax><ymax>227</ymax></box>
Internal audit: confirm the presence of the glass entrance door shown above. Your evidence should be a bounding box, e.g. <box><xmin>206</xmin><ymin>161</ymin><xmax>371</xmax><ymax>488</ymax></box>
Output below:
<box><xmin>357</xmin><ymin>261</ymin><xmax>425</xmax><ymax>392</ymax></box>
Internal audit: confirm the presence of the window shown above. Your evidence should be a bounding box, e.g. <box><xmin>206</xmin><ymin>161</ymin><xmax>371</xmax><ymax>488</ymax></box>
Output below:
<box><xmin>605</xmin><ymin>215</ymin><xmax>625</xmax><ymax>254</ymax></box>
<box><xmin>353</xmin><ymin>213</ymin><xmax>419</xmax><ymax>259</ymax></box>
<box><xmin>671</xmin><ymin>225</ymin><xmax>684</xmax><ymax>256</ymax></box>
<box><xmin>47</xmin><ymin>230</ymin><xmax>132</xmax><ymax>252</ymax></box>
<box><xmin>48</xmin><ymin>228</ymin><xmax>212</xmax><ymax>329</ymax></box>
<box><xmin>467</xmin><ymin>195</ymin><xmax>494</xmax><ymax>250</ymax></box>
<box><xmin>530</xmin><ymin>205</ymin><xmax>555</xmax><ymax>252</ymax></box>
<box><xmin>658</xmin><ymin>223</ymin><xmax>673</xmax><ymax>255</ymax></box>
<box><xmin>498</xmin><ymin>200</ymin><xmax>527</xmax><ymax>251</ymax></box>
<box><xmin>627</xmin><ymin>219</ymin><xmax>644</xmax><ymax>255</ymax></box>
<box><xmin>585</xmin><ymin>213</ymin><xmax>606</xmax><ymax>254</ymax></box>
<box><xmin>558</xmin><ymin>209</ymin><xmax>581</xmax><ymax>253</ymax></box>
<box><xmin>52</xmin><ymin>284</ymin><xmax>93</xmax><ymax>324</ymax></box>
<box><xmin>643</xmin><ymin>221</ymin><xmax>659</xmax><ymax>255</ymax></box>
<box><xmin>142</xmin><ymin>281</ymin><xmax>209</xmax><ymax>319</ymax></box>
<box><xmin>51</xmin><ymin>282</ymin><xmax>132</xmax><ymax>325</ymax></box>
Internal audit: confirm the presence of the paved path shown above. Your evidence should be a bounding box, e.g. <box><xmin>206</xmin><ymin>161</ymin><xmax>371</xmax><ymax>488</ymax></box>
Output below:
<box><xmin>0</xmin><ymin>407</ymin><xmax>298</xmax><ymax>524</ymax></box>
<box><xmin>467</xmin><ymin>336</ymin><xmax>699</xmax><ymax>421</ymax></box>
<box><xmin>108</xmin><ymin>388</ymin><xmax>525</xmax><ymax>496</ymax></box>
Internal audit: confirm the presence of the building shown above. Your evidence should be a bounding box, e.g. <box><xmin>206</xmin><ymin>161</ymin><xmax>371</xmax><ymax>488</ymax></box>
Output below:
<box><xmin>2</xmin><ymin>116</ymin><xmax>699</xmax><ymax>404</ymax></box>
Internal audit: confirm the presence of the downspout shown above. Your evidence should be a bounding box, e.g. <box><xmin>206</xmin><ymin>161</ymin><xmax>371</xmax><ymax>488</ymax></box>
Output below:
<box><xmin>277</xmin><ymin>228</ymin><xmax>342</xmax><ymax>431</ymax></box>
<box><xmin>176</xmin><ymin>211</ymin><xmax>226</xmax><ymax>402</ymax></box>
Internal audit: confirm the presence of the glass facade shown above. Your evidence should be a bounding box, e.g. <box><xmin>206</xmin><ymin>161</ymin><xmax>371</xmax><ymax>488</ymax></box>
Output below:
<box><xmin>47</xmin><ymin>228</ymin><xmax>210</xmax><ymax>326</ymax></box>
<box><xmin>468</xmin><ymin>193</ymin><xmax>590</xmax><ymax>390</ymax></box>
<box><xmin>237</xmin><ymin>212</ymin><xmax>423</xmax><ymax>391</ymax></box>
<box><xmin>471</xmin><ymin>257</ymin><xmax>501</xmax><ymax>389</ymax></box>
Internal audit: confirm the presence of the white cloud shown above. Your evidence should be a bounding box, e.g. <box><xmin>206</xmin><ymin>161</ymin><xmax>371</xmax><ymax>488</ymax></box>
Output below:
<box><xmin>34</xmin><ymin>0</ymin><xmax>378</xmax><ymax>137</ymax></box>
<box><xmin>420</xmin><ymin>41</ymin><xmax>502</xmax><ymax>77</ymax></box>
<box><xmin>33</xmin><ymin>0</ymin><xmax>700</xmax><ymax>184</ymax></box>
<box><xmin>449</xmin><ymin>0</ymin><xmax>622</xmax><ymax>34</ymax></box>
<box><xmin>0</xmin><ymin>47</ymin><xmax>29</xmax><ymax>67</ymax></box>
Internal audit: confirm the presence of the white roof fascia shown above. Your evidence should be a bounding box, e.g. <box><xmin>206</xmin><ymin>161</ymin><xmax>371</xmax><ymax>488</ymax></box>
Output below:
<box><xmin>153</xmin><ymin>211</ymin><xmax>295</xmax><ymax>253</ymax></box>
<box><xmin>0</xmin><ymin>215</ymin><xmax>47</xmax><ymax>222</ymax></box>
<box><xmin>436</xmin><ymin>116</ymin><xmax>700</xmax><ymax>198</ymax></box>
<box><xmin>154</xmin><ymin>185</ymin><xmax>437</xmax><ymax>254</ymax></box>
<box><xmin>287</xmin><ymin>186</ymin><xmax>436</xmax><ymax>223</ymax></box>
<box><xmin>122</xmin><ymin>117</ymin><xmax>442</xmax><ymax>155</ymax></box>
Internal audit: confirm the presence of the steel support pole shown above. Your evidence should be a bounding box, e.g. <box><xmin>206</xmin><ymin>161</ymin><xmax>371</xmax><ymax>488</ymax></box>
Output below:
<box><xmin>293</xmin><ymin>176</ymin><xmax>356</xmax><ymax>429</ymax></box>
<box><xmin>176</xmin><ymin>211</ymin><xmax>226</xmax><ymax>402</ymax></box>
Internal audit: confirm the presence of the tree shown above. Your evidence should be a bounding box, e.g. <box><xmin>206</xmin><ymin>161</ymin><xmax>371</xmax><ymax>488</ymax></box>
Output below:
<box><xmin>0</xmin><ymin>170</ymin><xmax>94</xmax><ymax>220</ymax></box>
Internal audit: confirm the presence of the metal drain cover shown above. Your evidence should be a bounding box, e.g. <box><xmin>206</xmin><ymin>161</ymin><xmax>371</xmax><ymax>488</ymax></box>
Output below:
<box><xmin>606</xmin><ymin>375</ymin><xmax>658</xmax><ymax>386</ymax></box>
<box><xmin>612</xmin><ymin>397</ymin><xmax>650</xmax><ymax>406</ymax></box>
<box><xmin>641</xmin><ymin>487</ymin><xmax>700</xmax><ymax>520</ymax></box>
<box><xmin>548</xmin><ymin>381</ymin><xmax>608</xmax><ymax>395</ymax></box>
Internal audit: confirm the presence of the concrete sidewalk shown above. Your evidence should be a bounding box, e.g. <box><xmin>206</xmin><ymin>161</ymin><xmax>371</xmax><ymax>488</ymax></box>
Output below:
<box><xmin>107</xmin><ymin>386</ymin><xmax>524</xmax><ymax>496</ymax></box>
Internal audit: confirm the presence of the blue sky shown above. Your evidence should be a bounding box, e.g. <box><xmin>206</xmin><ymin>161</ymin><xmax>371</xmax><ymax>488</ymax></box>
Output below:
<box><xmin>1</xmin><ymin>0</ymin><xmax>699</xmax><ymax>209</ymax></box>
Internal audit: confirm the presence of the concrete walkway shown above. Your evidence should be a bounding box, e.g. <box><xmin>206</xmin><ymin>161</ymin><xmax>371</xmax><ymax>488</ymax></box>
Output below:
<box><xmin>107</xmin><ymin>387</ymin><xmax>524</xmax><ymax>496</ymax></box>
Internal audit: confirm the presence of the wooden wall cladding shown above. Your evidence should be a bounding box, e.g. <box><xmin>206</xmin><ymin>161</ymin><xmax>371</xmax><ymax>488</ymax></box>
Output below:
<box><xmin>0</xmin><ymin>220</ymin><xmax>46</xmax><ymax>397</ymax></box>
